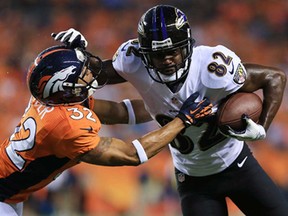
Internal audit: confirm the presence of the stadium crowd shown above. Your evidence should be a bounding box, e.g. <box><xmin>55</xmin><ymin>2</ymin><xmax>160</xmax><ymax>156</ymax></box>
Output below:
<box><xmin>0</xmin><ymin>0</ymin><xmax>287</xmax><ymax>215</ymax></box>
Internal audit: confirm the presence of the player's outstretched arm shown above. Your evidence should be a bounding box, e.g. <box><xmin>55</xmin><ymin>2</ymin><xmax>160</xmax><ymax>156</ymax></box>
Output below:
<box><xmin>80</xmin><ymin>117</ymin><xmax>184</xmax><ymax>166</ymax></box>
<box><xmin>81</xmin><ymin>92</ymin><xmax>214</xmax><ymax>166</ymax></box>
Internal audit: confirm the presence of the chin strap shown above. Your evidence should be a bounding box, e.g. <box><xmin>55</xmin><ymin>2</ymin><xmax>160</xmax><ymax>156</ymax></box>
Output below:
<box><xmin>158</xmin><ymin>59</ymin><xmax>189</xmax><ymax>83</ymax></box>
<box><xmin>87</xmin><ymin>80</ymin><xmax>99</xmax><ymax>97</ymax></box>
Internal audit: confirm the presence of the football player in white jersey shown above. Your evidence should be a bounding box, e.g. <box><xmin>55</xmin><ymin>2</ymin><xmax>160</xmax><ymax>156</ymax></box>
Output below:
<box><xmin>53</xmin><ymin>5</ymin><xmax>288</xmax><ymax>216</ymax></box>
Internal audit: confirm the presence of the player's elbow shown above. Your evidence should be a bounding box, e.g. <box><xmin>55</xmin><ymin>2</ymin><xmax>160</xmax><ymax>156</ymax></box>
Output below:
<box><xmin>109</xmin><ymin>154</ymin><xmax>142</xmax><ymax>166</ymax></box>
<box><xmin>269</xmin><ymin>68</ymin><xmax>286</xmax><ymax>88</ymax></box>
<box><xmin>277</xmin><ymin>69</ymin><xmax>286</xmax><ymax>86</ymax></box>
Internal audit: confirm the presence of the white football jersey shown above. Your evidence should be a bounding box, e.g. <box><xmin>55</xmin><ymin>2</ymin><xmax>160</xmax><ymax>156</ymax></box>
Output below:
<box><xmin>112</xmin><ymin>39</ymin><xmax>247</xmax><ymax>176</ymax></box>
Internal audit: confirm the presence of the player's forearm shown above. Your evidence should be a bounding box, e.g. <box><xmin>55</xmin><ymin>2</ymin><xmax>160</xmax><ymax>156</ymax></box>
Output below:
<box><xmin>103</xmin><ymin>59</ymin><xmax>127</xmax><ymax>84</ymax></box>
<box><xmin>260</xmin><ymin>68</ymin><xmax>286</xmax><ymax>130</ymax></box>
<box><xmin>137</xmin><ymin>117</ymin><xmax>184</xmax><ymax>159</ymax></box>
<box><xmin>80</xmin><ymin>118</ymin><xmax>184</xmax><ymax>166</ymax></box>
<box><xmin>130</xmin><ymin>100</ymin><xmax>153</xmax><ymax>123</ymax></box>
<box><xmin>93</xmin><ymin>99</ymin><xmax>128</xmax><ymax>124</ymax></box>
<box><xmin>241</xmin><ymin>64</ymin><xmax>286</xmax><ymax>130</ymax></box>
<box><xmin>94</xmin><ymin>99</ymin><xmax>152</xmax><ymax>125</ymax></box>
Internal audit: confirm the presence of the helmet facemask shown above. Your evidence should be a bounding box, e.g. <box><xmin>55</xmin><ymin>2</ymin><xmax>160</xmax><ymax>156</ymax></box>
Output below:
<box><xmin>75</xmin><ymin>51</ymin><xmax>107</xmax><ymax>98</ymax></box>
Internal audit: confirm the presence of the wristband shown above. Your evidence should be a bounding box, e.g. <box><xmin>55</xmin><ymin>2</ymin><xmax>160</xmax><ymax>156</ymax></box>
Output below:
<box><xmin>123</xmin><ymin>99</ymin><xmax>136</xmax><ymax>124</ymax></box>
<box><xmin>131</xmin><ymin>139</ymin><xmax>148</xmax><ymax>164</ymax></box>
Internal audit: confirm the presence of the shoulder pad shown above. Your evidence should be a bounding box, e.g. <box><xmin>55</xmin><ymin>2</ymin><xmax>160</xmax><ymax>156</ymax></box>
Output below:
<box><xmin>112</xmin><ymin>39</ymin><xmax>143</xmax><ymax>75</ymax></box>
<box><xmin>197</xmin><ymin>45</ymin><xmax>245</xmax><ymax>89</ymax></box>
<box><xmin>113</xmin><ymin>39</ymin><xmax>140</xmax><ymax>61</ymax></box>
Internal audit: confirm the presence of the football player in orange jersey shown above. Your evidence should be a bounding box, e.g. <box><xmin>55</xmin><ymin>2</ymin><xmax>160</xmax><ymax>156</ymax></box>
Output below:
<box><xmin>0</xmin><ymin>45</ymin><xmax>213</xmax><ymax>215</ymax></box>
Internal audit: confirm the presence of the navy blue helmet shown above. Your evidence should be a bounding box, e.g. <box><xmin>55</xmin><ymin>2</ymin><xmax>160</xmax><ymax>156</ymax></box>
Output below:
<box><xmin>27</xmin><ymin>46</ymin><xmax>107</xmax><ymax>106</ymax></box>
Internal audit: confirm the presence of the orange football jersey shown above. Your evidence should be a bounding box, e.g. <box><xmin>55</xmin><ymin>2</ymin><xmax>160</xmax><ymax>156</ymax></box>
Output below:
<box><xmin>0</xmin><ymin>97</ymin><xmax>101</xmax><ymax>203</ymax></box>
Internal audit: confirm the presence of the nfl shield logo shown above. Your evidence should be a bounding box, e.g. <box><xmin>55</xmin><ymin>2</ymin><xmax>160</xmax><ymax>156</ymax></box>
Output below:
<box><xmin>177</xmin><ymin>173</ymin><xmax>185</xmax><ymax>182</ymax></box>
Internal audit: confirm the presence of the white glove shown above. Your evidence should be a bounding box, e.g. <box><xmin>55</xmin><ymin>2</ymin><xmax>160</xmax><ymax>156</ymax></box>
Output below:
<box><xmin>51</xmin><ymin>28</ymin><xmax>88</xmax><ymax>48</ymax></box>
<box><xmin>226</xmin><ymin>116</ymin><xmax>266</xmax><ymax>141</ymax></box>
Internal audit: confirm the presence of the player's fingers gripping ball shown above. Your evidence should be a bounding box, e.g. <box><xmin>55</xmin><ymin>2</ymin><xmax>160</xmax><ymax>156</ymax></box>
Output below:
<box><xmin>224</xmin><ymin>114</ymin><xmax>266</xmax><ymax>141</ymax></box>
<box><xmin>177</xmin><ymin>92</ymin><xmax>213</xmax><ymax>127</ymax></box>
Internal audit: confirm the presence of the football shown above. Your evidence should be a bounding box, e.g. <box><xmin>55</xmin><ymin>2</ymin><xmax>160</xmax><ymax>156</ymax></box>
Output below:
<box><xmin>217</xmin><ymin>92</ymin><xmax>262</xmax><ymax>133</ymax></box>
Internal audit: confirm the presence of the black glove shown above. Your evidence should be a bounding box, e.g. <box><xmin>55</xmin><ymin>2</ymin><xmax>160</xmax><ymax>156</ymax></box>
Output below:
<box><xmin>51</xmin><ymin>28</ymin><xmax>88</xmax><ymax>49</ymax></box>
<box><xmin>176</xmin><ymin>92</ymin><xmax>213</xmax><ymax>127</ymax></box>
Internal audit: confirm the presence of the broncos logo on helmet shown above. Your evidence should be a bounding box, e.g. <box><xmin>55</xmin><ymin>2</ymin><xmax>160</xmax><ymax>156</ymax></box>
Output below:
<box><xmin>42</xmin><ymin>65</ymin><xmax>76</xmax><ymax>99</ymax></box>
<box><xmin>28</xmin><ymin>46</ymin><xmax>107</xmax><ymax>106</ymax></box>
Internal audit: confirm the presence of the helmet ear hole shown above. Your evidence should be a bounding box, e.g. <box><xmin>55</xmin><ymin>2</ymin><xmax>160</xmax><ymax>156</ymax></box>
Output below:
<box><xmin>137</xmin><ymin>5</ymin><xmax>194</xmax><ymax>84</ymax></box>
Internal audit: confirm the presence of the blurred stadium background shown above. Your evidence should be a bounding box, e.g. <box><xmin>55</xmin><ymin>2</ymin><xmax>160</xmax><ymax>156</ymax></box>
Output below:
<box><xmin>0</xmin><ymin>0</ymin><xmax>287</xmax><ymax>215</ymax></box>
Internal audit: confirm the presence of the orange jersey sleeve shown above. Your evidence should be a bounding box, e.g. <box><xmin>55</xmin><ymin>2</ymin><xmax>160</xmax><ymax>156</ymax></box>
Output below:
<box><xmin>0</xmin><ymin>97</ymin><xmax>101</xmax><ymax>203</ymax></box>
<box><xmin>47</xmin><ymin>104</ymin><xmax>101</xmax><ymax>159</ymax></box>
